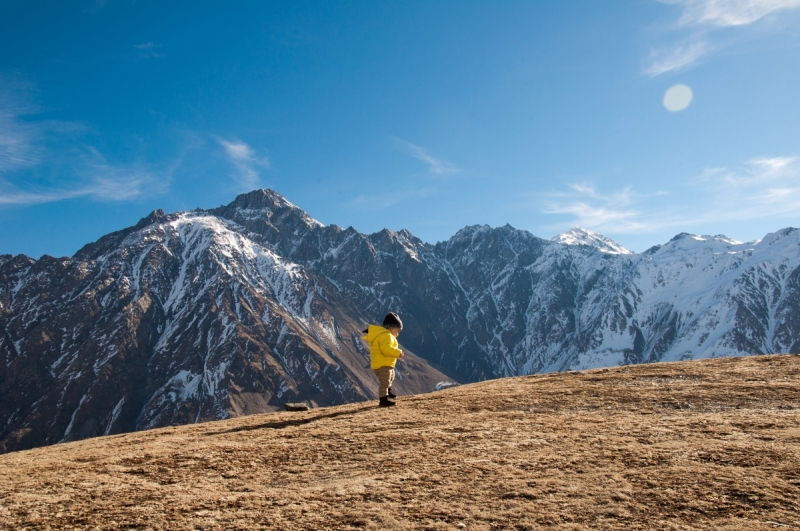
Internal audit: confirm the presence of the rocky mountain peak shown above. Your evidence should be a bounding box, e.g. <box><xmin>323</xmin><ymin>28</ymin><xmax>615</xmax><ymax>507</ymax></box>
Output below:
<box><xmin>73</xmin><ymin>209</ymin><xmax>177</xmax><ymax>261</ymax></box>
<box><xmin>551</xmin><ymin>227</ymin><xmax>632</xmax><ymax>255</ymax></box>
<box><xmin>662</xmin><ymin>233</ymin><xmax>750</xmax><ymax>255</ymax></box>
<box><xmin>206</xmin><ymin>188</ymin><xmax>325</xmax><ymax>259</ymax></box>
<box><xmin>213</xmin><ymin>189</ymin><xmax>323</xmax><ymax>229</ymax></box>
<box><xmin>765</xmin><ymin>227</ymin><xmax>798</xmax><ymax>246</ymax></box>
<box><xmin>134</xmin><ymin>209</ymin><xmax>168</xmax><ymax>230</ymax></box>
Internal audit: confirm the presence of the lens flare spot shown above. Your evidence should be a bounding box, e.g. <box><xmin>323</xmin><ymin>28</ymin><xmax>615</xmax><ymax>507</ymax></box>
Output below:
<box><xmin>663</xmin><ymin>84</ymin><xmax>693</xmax><ymax>112</ymax></box>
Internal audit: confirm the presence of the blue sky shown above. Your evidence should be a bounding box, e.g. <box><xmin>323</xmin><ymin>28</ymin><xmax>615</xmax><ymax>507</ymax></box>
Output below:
<box><xmin>1</xmin><ymin>0</ymin><xmax>799</xmax><ymax>257</ymax></box>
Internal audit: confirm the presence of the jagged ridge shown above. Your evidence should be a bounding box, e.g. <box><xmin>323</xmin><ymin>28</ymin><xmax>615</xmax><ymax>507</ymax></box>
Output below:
<box><xmin>1</xmin><ymin>188</ymin><xmax>799</xmax><ymax>453</ymax></box>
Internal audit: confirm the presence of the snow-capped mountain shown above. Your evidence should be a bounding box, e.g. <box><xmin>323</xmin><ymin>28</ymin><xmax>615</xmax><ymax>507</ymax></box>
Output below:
<box><xmin>552</xmin><ymin>227</ymin><xmax>632</xmax><ymax>255</ymax></box>
<box><xmin>0</xmin><ymin>195</ymin><xmax>450</xmax><ymax>453</ymax></box>
<box><xmin>2</xmin><ymin>189</ymin><xmax>799</xmax><ymax>453</ymax></box>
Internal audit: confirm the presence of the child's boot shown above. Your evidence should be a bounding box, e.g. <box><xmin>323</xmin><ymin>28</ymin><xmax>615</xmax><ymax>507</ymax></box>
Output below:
<box><xmin>387</xmin><ymin>387</ymin><xmax>396</xmax><ymax>399</ymax></box>
<box><xmin>379</xmin><ymin>396</ymin><xmax>396</xmax><ymax>407</ymax></box>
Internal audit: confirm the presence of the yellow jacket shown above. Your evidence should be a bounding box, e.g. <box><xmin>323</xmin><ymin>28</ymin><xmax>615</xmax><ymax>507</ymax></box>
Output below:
<box><xmin>363</xmin><ymin>325</ymin><xmax>403</xmax><ymax>370</ymax></box>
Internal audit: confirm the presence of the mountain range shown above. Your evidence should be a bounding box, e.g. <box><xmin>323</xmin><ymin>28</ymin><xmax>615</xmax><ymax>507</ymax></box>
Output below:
<box><xmin>1</xmin><ymin>188</ymin><xmax>798</xmax><ymax>453</ymax></box>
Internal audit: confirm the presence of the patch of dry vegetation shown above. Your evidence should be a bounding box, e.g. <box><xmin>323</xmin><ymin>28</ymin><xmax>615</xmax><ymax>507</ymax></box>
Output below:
<box><xmin>1</xmin><ymin>355</ymin><xmax>799</xmax><ymax>530</ymax></box>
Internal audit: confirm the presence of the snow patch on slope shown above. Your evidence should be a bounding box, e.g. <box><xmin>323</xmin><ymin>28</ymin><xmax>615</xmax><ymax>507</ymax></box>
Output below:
<box><xmin>552</xmin><ymin>227</ymin><xmax>632</xmax><ymax>255</ymax></box>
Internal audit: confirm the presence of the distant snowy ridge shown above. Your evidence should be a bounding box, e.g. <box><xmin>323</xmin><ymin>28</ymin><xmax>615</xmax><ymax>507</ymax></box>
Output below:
<box><xmin>552</xmin><ymin>227</ymin><xmax>632</xmax><ymax>255</ymax></box>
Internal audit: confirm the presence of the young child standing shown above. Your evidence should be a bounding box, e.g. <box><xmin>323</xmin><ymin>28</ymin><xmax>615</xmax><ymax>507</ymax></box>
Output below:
<box><xmin>362</xmin><ymin>312</ymin><xmax>405</xmax><ymax>407</ymax></box>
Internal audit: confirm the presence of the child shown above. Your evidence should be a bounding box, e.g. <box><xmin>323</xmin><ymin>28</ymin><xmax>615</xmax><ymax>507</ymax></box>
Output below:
<box><xmin>362</xmin><ymin>312</ymin><xmax>405</xmax><ymax>407</ymax></box>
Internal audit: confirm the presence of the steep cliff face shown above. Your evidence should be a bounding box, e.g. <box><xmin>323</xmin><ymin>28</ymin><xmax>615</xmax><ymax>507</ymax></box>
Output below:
<box><xmin>1</xmin><ymin>188</ymin><xmax>799</xmax><ymax>453</ymax></box>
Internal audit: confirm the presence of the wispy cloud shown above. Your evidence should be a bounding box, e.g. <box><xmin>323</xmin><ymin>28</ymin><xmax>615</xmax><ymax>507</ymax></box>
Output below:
<box><xmin>748</xmin><ymin>155</ymin><xmax>795</xmax><ymax>173</ymax></box>
<box><xmin>0</xmin><ymin>188</ymin><xmax>81</xmax><ymax>206</ymax></box>
<box><xmin>542</xmin><ymin>155</ymin><xmax>800</xmax><ymax>235</ymax></box>
<box><xmin>0</xmin><ymin>76</ymin><xmax>175</xmax><ymax>206</ymax></box>
<box><xmin>0</xmin><ymin>151</ymin><xmax>171</xmax><ymax>206</ymax></box>
<box><xmin>216</xmin><ymin>137</ymin><xmax>270</xmax><ymax>190</ymax></box>
<box><xmin>543</xmin><ymin>184</ymin><xmax>655</xmax><ymax>233</ymax></box>
<box><xmin>393</xmin><ymin>138</ymin><xmax>461</xmax><ymax>176</ymax></box>
<box><xmin>667</xmin><ymin>0</ymin><xmax>800</xmax><ymax>27</ymax></box>
<box><xmin>79</xmin><ymin>146</ymin><xmax>170</xmax><ymax>200</ymax></box>
<box><xmin>646</xmin><ymin>0</ymin><xmax>800</xmax><ymax>75</ymax></box>
<box><xmin>645</xmin><ymin>39</ymin><xmax>710</xmax><ymax>76</ymax></box>
<box><xmin>692</xmin><ymin>155</ymin><xmax>800</xmax><ymax>219</ymax></box>
<box><xmin>133</xmin><ymin>42</ymin><xmax>164</xmax><ymax>60</ymax></box>
<box><xmin>0</xmin><ymin>180</ymin><xmax>143</xmax><ymax>206</ymax></box>
<box><xmin>0</xmin><ymin>175</ymin><xmax>160</xmax><ymax>205</ymax></box>
<box><xmin>0</xmin><ymin>77</ymin><xmax>41</xmax><ymax>172</ymax></box>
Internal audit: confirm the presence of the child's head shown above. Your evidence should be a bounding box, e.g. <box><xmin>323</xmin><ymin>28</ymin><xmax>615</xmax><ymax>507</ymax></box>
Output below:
<box><xmin>383</xmin><ymin>312</ymin><xmax>403</xmax><ymax>336</ymax></box>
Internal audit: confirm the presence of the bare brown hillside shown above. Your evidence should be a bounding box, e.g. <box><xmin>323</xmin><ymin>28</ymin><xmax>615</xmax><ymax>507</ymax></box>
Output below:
<box><xmin>1</xmin><ymin>354</ymin><xmax>799</xmax><ymax>530</ymax></box>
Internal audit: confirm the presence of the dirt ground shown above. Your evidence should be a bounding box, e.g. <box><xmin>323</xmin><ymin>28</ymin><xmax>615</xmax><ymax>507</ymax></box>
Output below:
<box><xmin>1</xmin><ymin>354</ymin><xmax>798</xmax><ymax>530</ymax></box>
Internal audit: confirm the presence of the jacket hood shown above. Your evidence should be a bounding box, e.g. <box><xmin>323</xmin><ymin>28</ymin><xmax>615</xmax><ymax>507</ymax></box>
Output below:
<box><xmin>363</xmin><ymin>324</ymin><xmax>390</xmax><ymax>343</ymax></box>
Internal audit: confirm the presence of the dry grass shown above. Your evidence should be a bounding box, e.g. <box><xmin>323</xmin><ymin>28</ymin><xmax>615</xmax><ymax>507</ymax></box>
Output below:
<box><xmin>1</xmin><ymin>354</ymin><xmax>799</xmax><ymax>530</ymax></box>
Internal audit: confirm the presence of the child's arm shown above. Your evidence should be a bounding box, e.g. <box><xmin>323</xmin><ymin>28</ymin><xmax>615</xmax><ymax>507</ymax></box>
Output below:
<box><xmin>378</xmin><ymin>333</ymin><xmax>404</xmax><ymax>358</ymax></box>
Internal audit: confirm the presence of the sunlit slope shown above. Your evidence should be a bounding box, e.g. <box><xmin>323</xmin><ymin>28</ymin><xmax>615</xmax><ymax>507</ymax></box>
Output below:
<box><xmin>1</xmin><ymin>354</ymin><xmax>798</xmax><ymax>530</ymax></box>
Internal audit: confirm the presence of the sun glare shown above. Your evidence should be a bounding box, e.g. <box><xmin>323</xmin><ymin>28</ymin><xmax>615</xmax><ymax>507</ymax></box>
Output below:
<box><xmin>663</xmin><ymin>84</ymin><xmax>693</xmax><ymax>112</ymax></box>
